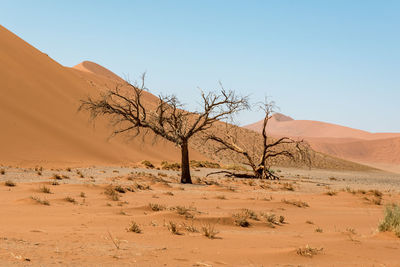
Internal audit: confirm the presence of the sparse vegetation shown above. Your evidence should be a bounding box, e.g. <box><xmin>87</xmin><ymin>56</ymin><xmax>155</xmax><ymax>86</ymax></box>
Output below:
<box><xmin>80</xmin><ymin>192</ymin><xmax>86</xmax><ymax>198</ymax></box>
<box><xmin>30</xmin><ymin>196</ymin><xmax>50</xmax><ymax>206</ymax></box>
<box><xmin>165</xmin><ymin>191</ymin><xmax>174</xmax><ymax>196</ymax></box>
<box><xmin>172</xmin><ymin>205</ymin><xmax>196</xmax><ymax>219</ymax></box>
<box><xmin>190</xmin><ymin>160</ymin><xmax>220</xmax><ymax>169</ymax></box>
<box><xmin>315</xmin><ymin>227</ymin><xmax>323</xmax><ymax>233</ymax></box>
<box><xmin>201</xmin><ymin>224</ymin><xmax>219</xmax><ymax>239</ymax></box>
<box><xmin>52</xmin><ymin>174</ymin><xmax>62</xmax><ymax>180</ymax></box>
<box><xmin>161</xmin><ymin>161</ymin><xmax>180</xmax><ymax>171</ymax></box>
<box><xmin>167</xmin><ymin>221</ymin><xmax>182</xmax><ymax>235</ymax></box>
<box><xmin>296</xmin><ymin>245</ymin><xmax>323</xmax><ymax>257</ymax></box>
<box><xmin>142</xmin><ymin>160</ymin><xmax>155</xmax><ymax>169</ymax></box>
<box><xmin>216</xmin><ymin>195</ymin><xmax>226</xmax><ymax>200</ymax></box>
<box><xmin>325</xmin><ymin>190</ymin><xmax>337</xmax><ymax>196</ymax></box>
<box><xmin>281</xmin><ymin>199</ymin><xmax>309</xmax><ymax>208</ymax></box>
<box><xmin>104</xmin><ymin>186</ymin><xmax>120</xmax><ymax>201</ymax></box>
<box><xmin>39</xmin><ymin>185</ymin><xmax>51</xmax><ymax>194</ymax></box>
<box><xmin>127</xmin><ymin>221</ymin><xmax>142</xmax><ymax>233</ymax></box>
<box><xmin>378</xmin><ymin>204</ymin><xmax>400</xmax><ymax>237</ymax></box>
<box><xmin>0</xmin><ymin>169</ymin><xmax>5</xmax><ymax>175</ymax></box>
<box><xmin>281</xmin><ymin>182</ymin><xmax>295</xmax><ymax>191</ymax></box>
<box><xmin>149</xmin><ymin>203</ymin><xmax>166</xmax><ymax>211</ymax></box>
<box><xmin>233</xmin><ymin>212</ymin><xmax>251</xmax><ymax>227</ymax></box>
<box><xmin>4</xmin><ymin>180</ymin><xmax>15</xmax><ymax>187</ymax></box>
<box><xmin>64</xmin><ymin>196</ymin><xmax>76</xmax><ymax>203</ymax></box>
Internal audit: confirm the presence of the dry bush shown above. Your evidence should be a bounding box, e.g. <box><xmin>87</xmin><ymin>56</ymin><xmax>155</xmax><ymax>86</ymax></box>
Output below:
<box><xmin>315</xmin><ymin>227</ymin><xmax>323</xmax><ymax>233</ymax></box>
<box><xmin>127</xmin><ymin>221</ymin><xmax>142</xmax><ymax>233</ymax></box>
<box><xmin>80</xmin><ymin>192</ymin><xmax>86</xmax><ymax>198</ymax></box>
<box><xmin>64</xmin><ymin>196</ymin><xmax>76</xmax><ymax>203</ymax></box>
<box><xmin>141</xmin><ymin>160</ymin><xmax>154</xmax><ymax>169</ymax></box>
<box><xmin>30</xmin><ymin>196</ymin><xmax>50</xmax><ymax>206</ymax></box>
<box><xmin>114</xmin><ymin>185</ymin><xmax>126</xmax><ymax>193</ymax></box>
<box><xmin>165</xmin><ymin>191</ymin><xmax>174</xmax><ymax>196</ymax></box>
<box><xmin>171</xmin><ymin>205</ymin><xmax>196</xmax><ymax>219</ymax></box>
<box><xmin>201</xmin><ymin>224</ymin><xmax>219</xmax><ymax>239</ymax></box>
<box><xmin>325</xmin><ymin>190</ymin><xmax>337</xmax><ymax>196</ymax></box>
<box><xmin>0</xmin><ymin>169</ymin><xmax>5</xmax><ymax>175</ymax></box>
<box><xmin>149</xmin><ymin>203</ymin><xmax>166</xmax><ymax>211</ymax></box>
<box><xmin>133</xmin><ymin>182</ymin><xmax>151</xmax><ymax>190</ymax></box>
<box><xmin>233</xmin><ymin>212</ymin><xmax>251</xmax><ymax>227</ymax></box>
<box><xmin>4</xmin><ymin>180</ymin><xmax>15</xmax><ymax>187</ymax></box>
<box><xmin>281</xmin><ymin>199</ymin><xmax>309</xmax><ymax>208</ymax></box>
<box><xmin>281</xmin><ymin>182</ymin><xmax>295</xmax><ymax>191</ymax></box>
<box><xmin>370</xmin><ymin>189</ymin><xmax>383</xmax><ymax>197</ymax></box>
<box><xmin>296</xmin><ymin>245</ymin><xmax>323</xmax><ymax>257</ymax></box>
<box><xmin>167</xmin><ymin>221</ymin><xmax>182</xmax><ymax>235</ymax></box>
<box><xmin>39</xmin><ymin>185</ymin><xmax>51</xmax><ymax>194</ymax></box>
<box><xmin>216</xmin><ymin>195</ymin><xmax>227</xmax><ymax>200</ymax></box>
<box><xmin>306</xmin><ymin>220</ymin><xmax>314</xmax><ymax>224</ymax></box>
<box><xmin>190</xmin><ymin>160</ymin><xmax>220</xmax><ymax>169</ymax></box>
<box><xmin>104</xmin><ymin>186</ymin><xmax>120</xmax><ymax>201</ymax></box>
<box><xmin>161</xmin><ymin>161</ymin><xmax>181</xmax><ymax>171</ymax></box>
<box><xmin>51</xmin><ymin>181</ymin><xmax>59</xmax><ymax>186</ymax></box>
<box><xmin>261</xmin><ymin>212</ymin><xmax>278</xmax><ymax>228</ymax></box>
<box><xmin>52</xmin><ymin>174</ymin><xmax>62</xmax><ymax>180</ymax></box>
<box><xmin>184</xmin><ymin>222</ymin><xmax>199</xmax><ymax>233</ymax></box>
<box><xmin>379</xmin><ymin>204</ymin><xmax>400</xmax><ymax>237</ymax></box>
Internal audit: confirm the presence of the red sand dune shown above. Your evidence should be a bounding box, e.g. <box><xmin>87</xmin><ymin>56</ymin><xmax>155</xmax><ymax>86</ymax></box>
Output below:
<box><xmin>0</xmin><ymin>25</ymin><xmax>203</xmax><ymax>167</ymax></box>
<box><xmin>245</xmin><ymin>114</ymin><xmax>400</xmax><ymax>172</ymax></box>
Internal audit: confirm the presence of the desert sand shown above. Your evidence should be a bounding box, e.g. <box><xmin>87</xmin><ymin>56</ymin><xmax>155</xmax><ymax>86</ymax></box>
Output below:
<box><xmin>0</xmin><ymin>165</ymin><xmax>400</xmax><ymax>266</ymax></box>
<box><xmin>1</xmin><ymin>24</ymin><xmax>400</xmax><ymax>266</ymax></box>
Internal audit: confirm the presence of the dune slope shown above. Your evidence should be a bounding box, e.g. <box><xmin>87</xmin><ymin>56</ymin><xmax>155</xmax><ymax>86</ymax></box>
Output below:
<box><xmin>0</xmin><ymin>25</ymin><xmax>199</xmax><ymax>167</ymax></box>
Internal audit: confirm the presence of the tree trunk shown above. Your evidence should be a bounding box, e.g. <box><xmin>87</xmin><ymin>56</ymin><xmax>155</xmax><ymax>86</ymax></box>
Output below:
<box><xmin>180</xmin><ymin>140</ymin><xmax>192</xmax><ymax>184</ymax></box>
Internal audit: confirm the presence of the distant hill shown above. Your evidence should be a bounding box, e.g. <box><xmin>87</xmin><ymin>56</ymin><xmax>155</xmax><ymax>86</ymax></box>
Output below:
<box><xmin>245</xmin><ymin>113</ymin><xmax>400</xmax><ymax>172</ymax></box>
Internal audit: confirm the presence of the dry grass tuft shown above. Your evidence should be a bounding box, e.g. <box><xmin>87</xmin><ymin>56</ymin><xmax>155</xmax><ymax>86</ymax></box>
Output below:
<box><xmin>64</xmin><ymin>196</ymin><xmax>76</xmax><ymax>203</ymax></box>
<box><xmin>39</xmin><ymin>185</ymin><xmax>51</xmax><ymax>194</ymax></box>
<box><xmin>104</xmin><ymin>186</ymin><xmax>120</xmax><ymax>201</ymax></box>
<box><xmin>171</xmin><ymin>206</ymin><xmax>196</xmax><ymax>219</ymax></box>
<box><xmin>167</xmin><ymin>221</ymin><xmax>183</xmax><ymax>235</ymax></box>
<box><xmin>190</xmin><ymin>160</ymin><xmax>220</xmax><ymax>168</ymax></box>
<box><xmin>149</xmin><ymin>203</ymin><xmax>166</xmax><ymax>211</ymax></box>
<box><xmin>281</xmin><ymin>182</ymin><xmax>295</xmax><ymax>191</ymax></box>
<box><xmin>315</xmin><ymin>227</ymin><xmax>323</xmax><ymax>233</ymax></box>
<box><xmin>30</xmin><ymin>196</ymin><xmax>50</xmax><ymax>206</ymax></box>
<box><xmin>296</xmin><ymin>245</ymin><xmax>323</xmax><ymax>257</ymax></box>
<box><xmin>141</xmin><ymin>160</ymin><xmax>154</xmax><ymax>169</ymax></box>
<box><xmin>325</xmin><ymin>190</ymin><xmax>337</xmax><ymax>196</ymax></box>
<box><xmin>281</xmin><ymin>199</ymin><xmax>309</xmax><ymax>208</ymax></box>
<box><xmin>161</xmin><ymin>161</ymin><xmax>181</xmax><ymax>171</ymax></box>
<box><xmin>379</xmin><ymin>203</ymin><xmax>400</xmax><ymax>237</ymax></box>
<box><xmin>127</xmin><ymin>221</ymin><xmax>142</xmax><ymax>233</ymax></box>
<box><xmin>4</xmin><ymin>180</ymin><xmax>15</xmax><ymax>187</ymax></box>
<box><xmin>201</xmin><ymin>224</ymin><xmax>219</xmax><ymax>239</ymax></box>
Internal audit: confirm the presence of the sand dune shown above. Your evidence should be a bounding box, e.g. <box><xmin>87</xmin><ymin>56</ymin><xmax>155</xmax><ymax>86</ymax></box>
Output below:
<box><xmin>246</xmin><ymin>114</ymin><xmax>400</xmax><ymax>140</ymax></box>
<box><xmin>245</xmin><ymin>114</ymin><xmax>400</xmax><ymax>172</ymax></box>
<box><xmin>0</xmin><ymin>25</ymin><xmax>203</xmax><ymax>167</ymax></box>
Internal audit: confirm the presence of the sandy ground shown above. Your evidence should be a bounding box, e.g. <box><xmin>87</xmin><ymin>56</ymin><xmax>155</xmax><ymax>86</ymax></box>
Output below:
<box><xmin>1</xmin><ymin>166</ymin><xmax>400</xmax><ymax>266</ymax></box>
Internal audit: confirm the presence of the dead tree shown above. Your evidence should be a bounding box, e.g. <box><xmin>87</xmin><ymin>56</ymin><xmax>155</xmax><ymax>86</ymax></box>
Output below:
<box><xmin>207</xmin><ymin>99</ymin><xmax>311</xmax><ymax>179</ymax></box>
<box><xmin>79</xmin><ymin>74</ymin><xmax>249</xmax><ymax>184</ymax></box>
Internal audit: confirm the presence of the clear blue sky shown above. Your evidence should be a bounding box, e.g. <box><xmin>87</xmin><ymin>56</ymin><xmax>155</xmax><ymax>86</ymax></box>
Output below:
<box><xmin>1</xmin><ymin>0</ymin><xmax>399</xmax><ymax>132</ymax></box>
